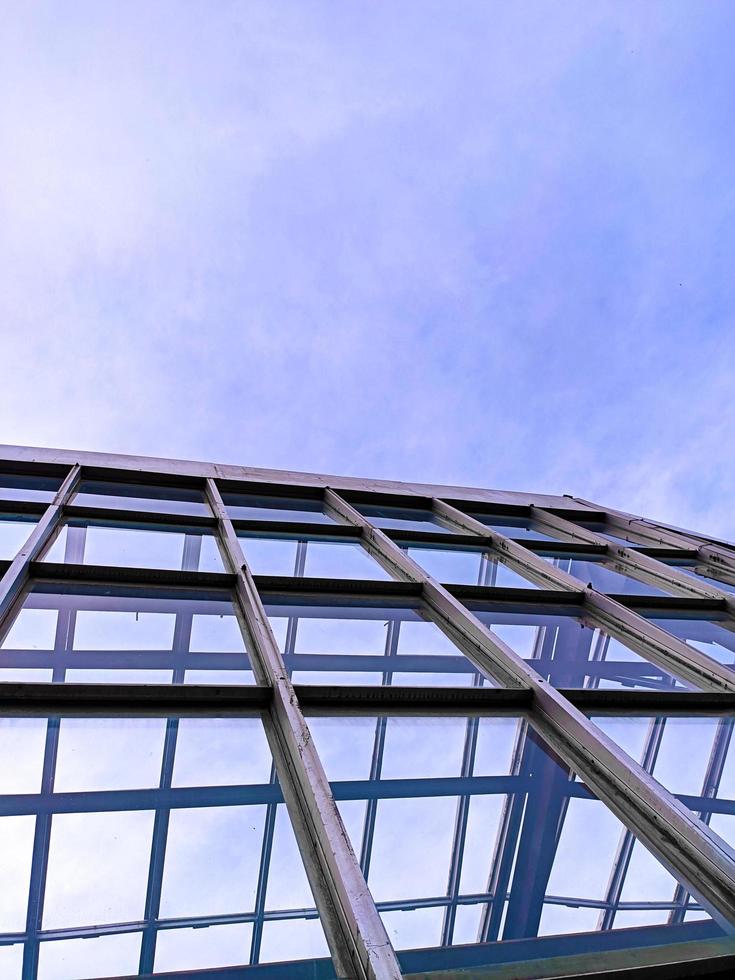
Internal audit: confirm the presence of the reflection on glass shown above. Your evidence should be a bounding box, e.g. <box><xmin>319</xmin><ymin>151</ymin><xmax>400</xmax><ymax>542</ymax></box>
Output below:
<box><xmin>308</xmin><ymin>714</ymin><xmax>722</xmax><ymax>970</ymax></box>
<box><xmin>239</xmin><ymin>535</ymin><xmax>391</xmax><ymax>580</ymax></box>
<box><xmin>407</xmin><ymin>546</ymin><xmax>539</xmax><ymax>588</ymax></box>
<box><xmin>0</xmin><ymin>474</ymin><xmax>60</xmax><ymax>504</ymax></box>
<box><xmin>355</xmin><ymin>504</ymin><xmax>457</xmax><ymax>535</ymax></box>
<box><xmin>471</xmin><ymin>606</ymin><xmax>692</xmax><ymax>690</ymax></box>
<box><xmin>0</xmin><ymin>584</ymin><xmax>256</xmax><ymax>685</ymax></box>
<box><xmin>72</xmin><ymin>480</ymin><xmax>209</xmax><ymax>517</ymax></box>
<box><xmin>593</xmin><ymin>714</ymin><xmax>735</xmax><ymax>857</ymax></box>
<box><xmin>41</xmin><ymin>521</ymin><xmax>224</xmax><ymax>572</ymax></box>
<box><xmin>547</xmin><ymin>557</ymin><xmax>670</xmax><ymax>597</ymax></box>
<box><xmin>468</xmin><ymin>515</ymin><xmax>562</xmax><ymax>542</ymax></box>
<box><xmin>666</xmin><ymin>563</ymin><xmax>735</xmax><ymax>596</ymax></box>
<box><xmin>650</xmin><ymin>616</ymin><xmax>735</xmax><ymax>670</ymax></box>
<box><xmin>224</xmin><ymin>492</ymin><xmax>335</xmax><ymax>524</ymax></box>
<box><xmin>577</xmin><ymin>523</ymin><xmax>652</xmax><ymax>548</ymax></box>
<box><xmin>0</xmin><ymin>517</ymin><xmax>36</xmax><ymax>559</ymax></box>
<box><xmin>0</xmin><ymin>715</ymin><xmax>333</xmax><ymax>977</ymax></box>
<box><xmin>265</xmin><ymin>598</ymin><xmax>496</xmax><ymax>687</ymax></box>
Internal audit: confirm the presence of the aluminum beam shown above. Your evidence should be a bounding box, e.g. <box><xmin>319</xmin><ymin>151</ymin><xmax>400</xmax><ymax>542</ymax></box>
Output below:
<box><xmin>204</xmin><ymin>479</ymin><xmax>402</xmax><ymax>980</ymax></box>
<box><xmin>323</xmin><ymin>488</ymin><xmax>735</xmax><ymax>928</ymax></box>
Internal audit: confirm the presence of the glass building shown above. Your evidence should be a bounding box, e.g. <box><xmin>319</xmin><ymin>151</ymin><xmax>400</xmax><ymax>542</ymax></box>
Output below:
<box><xmin>0</xmin><ymin>444</ymin><xmax>734</xmax><ymax>979</ymax></box>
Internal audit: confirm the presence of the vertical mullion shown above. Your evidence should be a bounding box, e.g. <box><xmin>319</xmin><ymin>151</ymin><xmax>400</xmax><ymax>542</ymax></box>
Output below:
<box><xmin>21</xmin><ymin>717</ymin><xmax>59</xmax><ymax>978</ymax></box>
<box><xmin>249</xmin><ymin>765</ymin><xmax>279</xmax><ymax>964</ymax></box>
<box><xmin>139</xmin><ymin>531</ymin><xmax>199</xmax><ymax>973</ymax></box>
<box><xmin>138</xmin><ymin>719</ymin><xmax>178</xmax><ymax>973</ymax></box>
<box><xmin>360</xmin><ymin>620</ymin><xmax>398</xmax><ymax>877</ymax></box>
<box><xmin>205</xmin><ymin>479</ymin><xmax>401</xmax><ymax>980</ymax></box>
<box><xmin>22</xmin><ymin>516</ymin><xmax>84</xmax><ymax>976</ymax></box>
<box><xmin>440</xmin><ymin>715</ymin><xmax>479</xmax><ymax>946</ymax></box>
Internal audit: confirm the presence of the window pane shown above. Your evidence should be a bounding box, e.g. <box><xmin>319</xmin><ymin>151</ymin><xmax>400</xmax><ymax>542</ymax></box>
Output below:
<box><xmin>356</xmin><ymin>504</ymin><xmax>457</xmax><ymax>534</ymax></box>
<box><xmin>0</xmin><ymin>714</ymin><xmax>332</xmax><ymax>973</ymax></box>
<box><xmin>0</xmin><ymin>584</ymin><xmax>256</xmax><ymax>685</ymax></box>
<box><xmin>72</xmin><ymin>480</ymin><xmax>209</xmax><ymax>517</ymax></box>
<box><xmin>471</xmin><ymin>605</ymin><xmax>693</xmax><ymax>690</ymax></box>
<box><xmin>594</xmin><ymin>714</ymin><xmax>735</xmax><ymax>853</ymax></box>
<box><xmin>0</xmin><ymin>815</ymin><xmax>35</xmax><ymax>931</ymax></box>
<box><xmin>38</xmin><ymin>933</ymin><xmax>141</xmax><ymax>980</ymax></box>
<box><xmin>469</xmin><ymin>515</ymin><xmax>564</xmax><ymax>542</ymax></box>
<box><xmin>408</xmin><ymin>546</ymin><xmax>539</xmax><ymax>588</ymax></box>
<box><xmin>650</xmin><ymin>616</ymin><xmax>735</xmax><ymax>670</ymax></box>
<box><xmin>547</xmin><ymin>556</ymin><xmax>670</xmax><ymax>597</ymax></box>
<box><xmin>303</xmin><ymin>541</ymin><xmax>391</xmax><ymax>580</ymax></box>
<box><xmin>224</xmin><ymin>492</ymin><xmax>335</xmax><ymax>524</ymax></box>
<box><xmin>265</xmin><ymin>597</ymin><xmax>496</xmax><ymax>687</ymax></box>
<box><xmin>240</xmin><ymin>536</ymin><xmax>391</xmax><ymax>580</ymax></box>
<box><xmin>578</xmin><ymin>523</ymin><xmax>653</xmax><ymax>547</ymax></box>
<box><xmin>0</xmin><ymin>473</ymin><xmax>60</xmax><ymax>503</ymax></box>
<box><xmin>42</xmin><ymin>522</ymin><xmax>224</xmax><ymax>572</ymax></box>
<box><xmin>159</xmin><ymin>804</ymin><xmax>267</xmax><ymax>917</ymax></box>
<box><xmin>43</xmin><ymin>809</ymin><xmax>155</xmax><ymax>928</ymax></box>
<box><xmin>310</xmin><ymin>714</ymin><xmax>725</xmax><ymax>971</ymax></box>
<box><xmin>666</xmin><ymin>563</ymin><xmax>735</xmax><ymax>595</ymax></box>
<box><xmin>154</xmin><ymin>924</ymin><xmax>252</xmax><ymax>973</ymax></box>
<box><xmin>0</xmin><ymin>516</ymin><xmax>36</xmax><ymax>559</ymax></box>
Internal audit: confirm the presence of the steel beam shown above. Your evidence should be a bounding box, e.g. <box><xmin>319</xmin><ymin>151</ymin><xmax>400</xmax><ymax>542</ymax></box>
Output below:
<box><xmin>322</xmin><ymin>488</ymin><xmax>735</xmax><ymax>929</ymax></box>
<box><xmin>0</xmin><ymin>464</ymin><xmax>80</xmax><ymax>634</ymax></box>
<box><xmin>204</xmin><ymin>479</ymin><xmax>401</xmax><ymax>980</ymax></box>
<box><xmin>432</xmin><ymin>500</ymin><xmax>735</xmax><ymax>694</ymax></box>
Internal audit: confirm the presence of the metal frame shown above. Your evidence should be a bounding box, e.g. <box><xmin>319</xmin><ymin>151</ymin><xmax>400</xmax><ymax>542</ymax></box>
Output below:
<box><xmin>0</xmin><ymin>446</ymin><xmax>734</xmax><ymax>978</ymax></box>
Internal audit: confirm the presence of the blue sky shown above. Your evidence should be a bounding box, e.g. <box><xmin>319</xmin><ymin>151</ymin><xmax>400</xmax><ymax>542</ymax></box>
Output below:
<box><xmin>1</xmin><ymin>1</ymin><xmax>734</xmax><ymax>539</ymax></box>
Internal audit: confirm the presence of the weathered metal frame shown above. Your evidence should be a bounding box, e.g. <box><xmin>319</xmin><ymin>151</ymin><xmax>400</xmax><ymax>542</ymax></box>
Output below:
<box><xmin>0</xmin><ymin>447</ymin><xmax>734</xmax><ymax>978</ymax></box>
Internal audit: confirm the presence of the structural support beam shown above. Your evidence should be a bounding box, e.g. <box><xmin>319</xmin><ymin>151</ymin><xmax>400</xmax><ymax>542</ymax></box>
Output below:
<box><xmin>205</xmin><ymin>480</ymin><xmax>401</xmax><ymax>980</ymax></box>
<box><xmin>433</xmin><ymin>499</ymin><xmax>735</xmax><ymax>694</ymax></box>
<box><xmin>323</xmin><ymin>488</ymin><xmax>735</xmax><ymax>929</ymax></box>
<box><xmin>0</xmin><ymin>464</ymin><xmax>80</xmax><ymax>635</ymax></box>
<box><xmin>532</xmin><ymin>506</ymin><xmax>735</xmax><ymax>614</ymax></box>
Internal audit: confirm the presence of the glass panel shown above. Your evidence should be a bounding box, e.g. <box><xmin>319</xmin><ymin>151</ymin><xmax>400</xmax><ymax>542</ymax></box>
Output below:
<box><xmin>593</xmin><ymin>714</ymin><xmax>735</xmax><ymax>854</ymax></box>
<box><xmin>72</xmin><ymin>480</ymin><xmax>209</xmax><ymax>517</ymax></box>
<box><xmin>0</xmin><ymin>516</ymin><xmax>36</xmax><ymax>559</ymax></box>
<box><xmin>224</xmin><ymin>492</ymin><xmax>335</xmax><ymax>524</ymax></box>
<box><xmin>154</xmin><ymin>924</ymin><xmax>253</xmax><ymax>973</ymax></box>
<box><xmin>303</xmin><ymin>540</ymin><xmax>391</xmax><ymax>580</ymax></box>
<box><xmin>578</xmin><ymin>523</ymin><xmax>652</xmax><ymax>547</ymax></box>
<box><xmin>666</xmin><ymin>563</ymin><xmax>735</xmax><ymax>595</ymax></box>
<box><xmin>468</xmin><ymin>514</ymin><xmax>563</xmax><ymax>542</ymax></box>
<box><xmin>41</xmin><ymin>521</ymin><xmax>224</xmax><ymax>572</ymax></box>
<box><xmin>356</xmin><ymin>504</ymin><xmax>458</xmax><ymax>535</ymax></box>
<box><xmin>308</xmin><ymin>714</ymin><xmax>723</xmax><ymax>971</ymax></box>
<box><xmin>265</xmin><ymin>597</ymin><xmax>497</xmax><ymax>687</ymax></box>
<box><xmin>650</xmin><ymin>616</ymin><xmax>735</xmax><ymax>670</ymax></box>
<box><xmin>0</xmin><ymin>715</ymin><xmax>333</xmax><ymax>976</ymax></box>
<box><xmin>0</xmin><ymin>473</ymin><xmax>60</xmax><ymax>504</ymax></box>
<box><xmin>38</xmin><ymin>932</ymin><xmax>142</xmax><ymax>980</ymax></box>
<box><xmin>407</xmin><ymin>546</ymin><xmax>539</xmax><ymax>588</ymax></box>
<box><xmin>547</xmin><ymin>556</ymin><xmax>670</xmax><ymax>596</ymax></box>
<box><xmin>0</xmin><ymin>583</ymin><xmax>256</xmax><ymax>685</ymax></box>
<box><xmin>470</xmin><ymin>605</ymin><xmax>693</xmax><ymax>690</ymax></box>
<box><xmin>239</xmin><ymin>535</ymin><xmax>391</xmax><ymax>580</ymax></box>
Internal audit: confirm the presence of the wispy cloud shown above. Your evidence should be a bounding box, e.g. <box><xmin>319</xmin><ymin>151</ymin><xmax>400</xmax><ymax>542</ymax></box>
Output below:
<box><xmin>1</xmin><ymin>1</ymin><xmax>733</xmax><ymax>537</ymax></box>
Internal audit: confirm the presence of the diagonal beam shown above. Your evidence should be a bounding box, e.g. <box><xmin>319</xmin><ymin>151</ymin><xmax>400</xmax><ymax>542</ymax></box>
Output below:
<box><xmin>205</xmin><ymin>479</ymin><xmax>401</xmax><ymax>980</ymax></box>
<box><xmin>323</xmin><ymin>487</ymin><xmax>735</xmax><ymax>929</ymax></box>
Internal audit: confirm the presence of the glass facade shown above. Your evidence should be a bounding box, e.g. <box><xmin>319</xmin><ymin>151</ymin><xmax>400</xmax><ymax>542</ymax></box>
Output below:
<box><xmin>0</xmin><ymin>448</ymin><xmax>734</xmax><ymax>979</ymax></box>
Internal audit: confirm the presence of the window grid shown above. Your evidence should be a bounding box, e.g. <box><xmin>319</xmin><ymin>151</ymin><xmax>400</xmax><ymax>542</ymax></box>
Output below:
<box><xmin>0</xmin><ymin>451</ymin><xmax>733</xmax><ymax>979</ymax></box>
